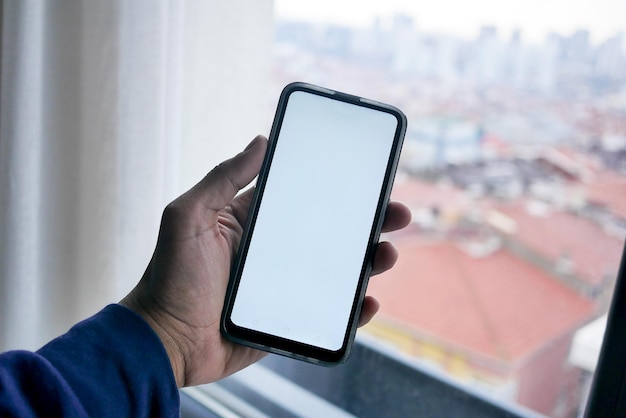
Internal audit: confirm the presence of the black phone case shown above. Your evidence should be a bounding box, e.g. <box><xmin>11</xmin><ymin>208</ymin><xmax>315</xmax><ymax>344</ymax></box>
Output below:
<box><xmin>221</xmin><ymin>82</ymin><xmax>407</xmax><ymax>365</ymax></box>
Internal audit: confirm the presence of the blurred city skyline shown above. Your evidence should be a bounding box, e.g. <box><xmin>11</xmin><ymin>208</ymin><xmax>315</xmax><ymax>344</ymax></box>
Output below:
<box><xmin>271</xmin><ymin>6</ymin><xmax>625</xmax><ymax>415</ymax></box>
<box><xmin>275</xmin><ymin>0</ymin><xmax>626</xmax><ymax>45</ymax></box>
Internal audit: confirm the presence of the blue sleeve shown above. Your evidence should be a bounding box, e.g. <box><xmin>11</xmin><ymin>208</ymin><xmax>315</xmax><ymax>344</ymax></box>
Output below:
<box><xmin>0</xmin><ymin>304</ymin><xmax>180</xmax><ymax>417</ymax></box>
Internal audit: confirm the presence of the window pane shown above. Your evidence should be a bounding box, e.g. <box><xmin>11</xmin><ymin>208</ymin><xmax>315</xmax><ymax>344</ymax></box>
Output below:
<box><xmin>273</xmin><ymin>3</ymin><xmax>626</xmax><ymax>417</ymax></box>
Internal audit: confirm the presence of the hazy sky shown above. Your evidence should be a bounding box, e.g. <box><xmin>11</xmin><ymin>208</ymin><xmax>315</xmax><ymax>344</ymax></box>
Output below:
<box><xmin>275</xmin><ymin>0</ymin><xmax>626</xmax><ymax>45</ymax></box>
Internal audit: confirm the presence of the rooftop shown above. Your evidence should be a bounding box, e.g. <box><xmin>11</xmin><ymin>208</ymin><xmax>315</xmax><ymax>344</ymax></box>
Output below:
<box><xmin>493</xmin><ymin>202</ymin><xmax>624</xmax><ymax>284</ymax></box>
<box><xmin>585</xmin><ymin>168</ymin><xmax>626</xmax><ymax>219</ymax></box>
<box><xmin>368</xmin><ymin>239</ymin><xmax>595</xmax><ymax>364</ymax></box>
<box><xmin>392</xmin><ymin>174</ymin><xmax>470</xmax><ymax>209</ymax></box>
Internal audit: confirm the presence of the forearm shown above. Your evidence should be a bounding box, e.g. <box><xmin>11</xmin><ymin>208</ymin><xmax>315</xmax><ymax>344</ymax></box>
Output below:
<box><xmin>1</xmin><ymin>305</ymin><xmax>180</xmax><ymax>417</ymax></box>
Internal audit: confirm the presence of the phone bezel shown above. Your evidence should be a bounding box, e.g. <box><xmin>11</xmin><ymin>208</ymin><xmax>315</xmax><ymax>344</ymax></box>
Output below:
<box><xmin>221</xmin><ymin>82</ymin><xmax>407</xmax><ymax>365</ymax></box>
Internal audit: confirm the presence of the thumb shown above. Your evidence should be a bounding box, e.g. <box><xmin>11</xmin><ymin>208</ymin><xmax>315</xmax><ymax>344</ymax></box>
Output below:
<box><xmin>192</xmin><ymin>135</ymin><xmax>267</xmax><ymax>213</ymax></box>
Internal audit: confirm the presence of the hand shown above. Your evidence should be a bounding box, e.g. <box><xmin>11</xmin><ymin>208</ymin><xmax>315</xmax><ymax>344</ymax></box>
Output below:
<box><xmin>121</xmin><ymin>135</ymin><xmax>412</xmax><ymax>387</ymax></box>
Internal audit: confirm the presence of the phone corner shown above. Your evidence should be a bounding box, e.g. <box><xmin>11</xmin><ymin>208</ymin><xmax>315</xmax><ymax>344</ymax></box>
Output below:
<box><xmin>281</xmin><ymin>81</ymin><xmax>309</xmax><ymax>95</ymax></box>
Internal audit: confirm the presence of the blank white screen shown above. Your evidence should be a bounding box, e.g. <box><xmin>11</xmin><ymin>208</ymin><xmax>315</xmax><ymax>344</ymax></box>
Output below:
<box><xmin>231</xmin><ymin>91</ymin><xmax>398</xmax><ymax>351</ymax></box>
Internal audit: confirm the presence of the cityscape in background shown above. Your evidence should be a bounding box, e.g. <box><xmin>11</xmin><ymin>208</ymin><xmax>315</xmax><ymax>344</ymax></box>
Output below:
<box><xmin>273</xmin><ymin>14</ymin><xmax>626</xmax><ymax>418</ymax></box>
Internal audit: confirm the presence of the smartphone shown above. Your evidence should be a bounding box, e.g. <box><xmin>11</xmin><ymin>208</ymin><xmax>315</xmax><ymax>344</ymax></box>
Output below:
<box><xmin>221</xmin><ymin>82</ymin><xmax>407</xmax><ymax>365</ymax></box>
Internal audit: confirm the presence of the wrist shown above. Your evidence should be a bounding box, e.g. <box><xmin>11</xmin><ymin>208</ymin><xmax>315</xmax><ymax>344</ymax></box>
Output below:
<box><xmin>120</xmin><ymin>294</ymin><xmax>187</xmax><ymax>387</ymax></box>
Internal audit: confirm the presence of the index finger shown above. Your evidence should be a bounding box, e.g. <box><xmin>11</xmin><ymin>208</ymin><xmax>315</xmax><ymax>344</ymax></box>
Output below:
<box><xmin>381</xmin><ymin>201</ymin><xmax>412</xmax><ymax>233</ymax></box>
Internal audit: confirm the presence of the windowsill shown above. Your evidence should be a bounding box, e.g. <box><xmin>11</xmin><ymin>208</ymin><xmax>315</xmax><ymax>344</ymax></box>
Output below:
<box><xmin>181</xmin><ymin>335</ymin><xmax>544</xmax><ymax>418</ymax></box>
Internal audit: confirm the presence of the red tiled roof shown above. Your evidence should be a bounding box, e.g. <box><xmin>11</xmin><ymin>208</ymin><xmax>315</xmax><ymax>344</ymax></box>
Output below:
<box><xmin>368</xmin><ymin>240</ymin><xmax>594</xmax><ymax>362</ymax></box>
<box><xmin>585</xmin><ymin>170</ymin><xmax>626</xmax><ymax>219</ymax></box>
<box><xmin>494</xmin><ymin>204</ymin><xmax>624</xmax><ymax>284</ymax></box>
<box><xmin>391</xmin><ymin>175</ymin><xmax>469</xmax><ymax>210</ymax></box>
<box><xmin>549</xmin><ymin>146</ymin><xmax>626</xmax><ymax>219</ymax></box>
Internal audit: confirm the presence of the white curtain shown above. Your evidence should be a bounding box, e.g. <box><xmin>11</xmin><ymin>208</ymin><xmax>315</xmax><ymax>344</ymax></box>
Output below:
<box><xmin>0</xmin><ymin>0</ymin><xmax>273</xmax><ymax>351</ymax></box>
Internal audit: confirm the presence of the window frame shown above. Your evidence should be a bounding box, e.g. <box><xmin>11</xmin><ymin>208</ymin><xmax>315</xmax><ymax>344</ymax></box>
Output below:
<box><xmin>585</xmin><ymin>242</ymin><xmax>626</xmax><ymax>417</ymax></box>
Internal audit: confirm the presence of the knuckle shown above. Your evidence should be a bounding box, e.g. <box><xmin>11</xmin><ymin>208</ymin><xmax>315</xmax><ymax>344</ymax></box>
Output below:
<box><xmin>161</xmin><ymin>199</ymin><xmax>188</xmax><ymax>226</ymax></box>
<box><xmin>163</xmin><ymin>200</ymin><xmax>183</xmax><ymax>217</ymax></box>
